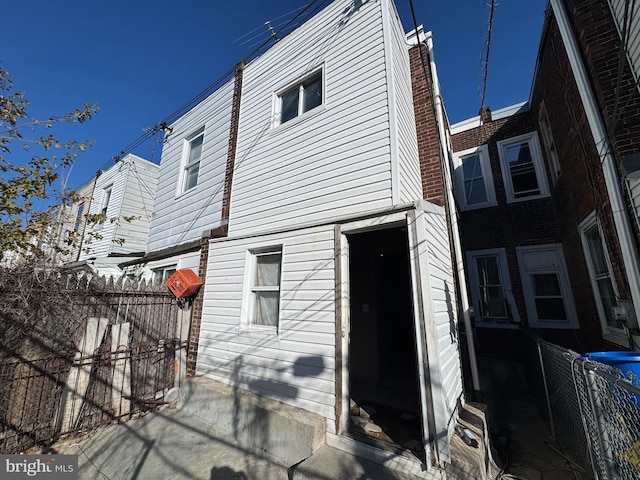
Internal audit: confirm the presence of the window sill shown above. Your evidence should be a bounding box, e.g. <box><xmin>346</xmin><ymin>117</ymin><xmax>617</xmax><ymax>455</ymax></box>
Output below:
<box><xmin>505</xmin><ymin>192</ymin><xmax>550</xmax><ymax>204</ymax></box>
<box><xmin>175</xmin><ymin>186</ymin><xmax>198</xmax><ymax>201</ymax></box>
<box><xmin>239</xmin><ymin>326</ymin><xmax>278</xmax><ymax>338</ymax></box>
<box><xmin>475</xmin><ymin>319</ymin><xmax>520</xmax><ymax>330</ymax></box>
<box><xmin>271</xmin><ymin>105</ymin><xmax>326</xmax><ymax>134</ymax></box>
<box><xmin>460</xmin><ymin>201</ymin><xmax>498</xmax><ymax>212</ymax></box>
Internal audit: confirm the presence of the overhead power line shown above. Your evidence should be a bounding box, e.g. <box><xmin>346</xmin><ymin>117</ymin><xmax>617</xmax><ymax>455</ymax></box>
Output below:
<box><xmin>95</xmin><ymin>0</ymin><xmax>330</xmax><ymax>176</ymax></box>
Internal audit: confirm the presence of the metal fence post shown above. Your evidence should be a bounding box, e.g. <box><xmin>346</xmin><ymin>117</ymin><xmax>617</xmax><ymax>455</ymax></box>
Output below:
<box><xmin>537</xmin><ymin>339</ymin><xmax>556</xmax><ymax>440</ymax></box>
<box><xmin>583</xmin><ymin>363</ymin><xmax>617</xmax><ymax>480</ymax></box>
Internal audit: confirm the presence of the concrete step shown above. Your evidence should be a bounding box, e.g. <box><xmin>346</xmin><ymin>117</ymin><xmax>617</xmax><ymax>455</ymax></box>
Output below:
<box><xmin>290</xmin><ymin>444</ymin><xmax>436</xmax><ymax>480</ymax></box>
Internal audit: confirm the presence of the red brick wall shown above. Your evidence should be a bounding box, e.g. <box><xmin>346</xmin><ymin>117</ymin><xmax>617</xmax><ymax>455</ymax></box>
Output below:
<box><xmin>410</xmin><ymin>43</ymin><xmax>445</xmax><ymax>206</ymax></box>
<box><xmin>529</xmin><ymin>4</ymin><xmax>638</xmax><ymax>350</ymax></box>
<box><xmin>451</xmin><ymin>113</ymin><xmax>564</xmax><ymax>350</ymax></box>
<box><xmin>186</xmin><ymin>235</ymin><xmax>209</xmax><ymax>376</ymax></box>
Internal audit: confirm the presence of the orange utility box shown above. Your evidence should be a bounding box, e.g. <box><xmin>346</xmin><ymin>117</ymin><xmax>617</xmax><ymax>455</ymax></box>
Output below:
<box><xmin>166</xmin><ymin>268</ymin><xmax>203</xmax><ymax>298</ymax></box>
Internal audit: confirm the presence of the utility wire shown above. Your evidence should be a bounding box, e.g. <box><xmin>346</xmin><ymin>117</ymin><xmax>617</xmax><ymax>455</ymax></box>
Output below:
<box><xmin>94</xmin><ymin>0</ymin><xmax>329</xmax><ymax>176</ymax></box>
<box><xmin>480</xmin><ymin>0</ymin><xmax>496</xmax><ymax>110</ymax></box>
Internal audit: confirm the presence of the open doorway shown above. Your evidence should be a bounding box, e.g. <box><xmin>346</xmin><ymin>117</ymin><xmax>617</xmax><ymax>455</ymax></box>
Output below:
<box><xmin>347</xmin><ymin>226</ymin><xmax>423</xmax><ymax>458</ymax></box>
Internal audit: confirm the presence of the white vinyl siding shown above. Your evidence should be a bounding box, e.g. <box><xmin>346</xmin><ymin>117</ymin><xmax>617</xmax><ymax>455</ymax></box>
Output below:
<box><xmin>627</xmin><ymin>177</ymin><xmax>640</xmax><ymax>231</ymax></box>
<box><xmin>147</xmin><ymin>81</ymin><xmax>234</xmax><ymax>252</ymax></box>
<box><xmin>198</xmin><ymin>225</ymin><xmax>337</xmax><ymax>422</ymax></box>
<box><xmin>421</xmin><ymin>204</ymin><xmax>463</xmax><ymax>438</ymax></box>
<box><xmin>113</xmin><ymin>157</ymin><xmax>159</xmax><ymax>254</ymax></box>
<box><xmin>385</xmin><ymin>0</ymin><xmax>422</xmax><ymax>203</ymax></box>
<box><xmin>79</xmin><ymin>155</ymin><xmax>159</xmax><ymax>260</ymax></box>
<box><xmin>608</xmin><ymin>0</ymin><xmax>640</xmax><ymax>93</ymax></box>
<box><xmin>229</xmin><ymin>0</ymin><xmax>395</xmax><ymax>236</ymax></box>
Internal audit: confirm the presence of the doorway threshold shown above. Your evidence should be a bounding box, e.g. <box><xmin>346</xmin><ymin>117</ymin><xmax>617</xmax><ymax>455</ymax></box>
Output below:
<box><xmin>326</xmin><ymin>432</ymin><xmax>437</xmax><ymax>479</ymax></box>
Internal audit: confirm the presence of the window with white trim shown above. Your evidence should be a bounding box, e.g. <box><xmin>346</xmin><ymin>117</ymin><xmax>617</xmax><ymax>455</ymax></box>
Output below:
<box><xmin>516</xmin><ymin>244</ymin><xmax>578</xmax><ymax>329</ymax></box>
<box><xmin>244</xmin><ymin>247</ymin><xmax>282</xmax><ymax>331</ymax></box>
<box><xmin>453</xmin><ymin>145</ymin><xmax>496</xmax><ymax>210</ymax></box>
<box><xmin>579</xmin><ymin>214</ymin><xmax>626</xmax><ymax>345</ymax></box>
<box><xmin>497</xmin><ymin>132</ymin><xmax>549</xmax><ymax>202</ymax></box>
<box><xmin>181</xmin><ymin>129</ymin><xmax>204</xmax><ymax>192</ymax></box>
<box><xmin>98</xmin><ymin>185</ymin><xmax>112</xmax><ymax>225</ymax></box>
<box><xmin>153</xmin><ymin>265</ymin><xmax>177</xmax><ymax>284</ymax></box>
<box><xmin>538</xmin><ymin>103</ymin><xmax>561</xmax><ymax>184</ymax></box>
<box><xmin>467</xmin><ymin>248</ymin><xmax>520</xmax><ymax>327</ymax></box>
<box><xmin>275</xmin><ymin>70</ymin><xmax>323</xmax><ymax>126</ymax></box>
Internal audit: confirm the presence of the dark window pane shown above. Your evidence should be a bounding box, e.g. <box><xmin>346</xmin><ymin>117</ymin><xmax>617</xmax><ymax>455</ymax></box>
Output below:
<box><xmin>535</xmin><ymin>298</ymin><xmax>567</xmax><ymax>320</ymax></box>
<box><xmin>462</xmin><ymin>155</ymin><xmax>481</xmax><ymax>178</ymax></box>
<box><xmin>281</xmin><ymin>88</ymin><xmax>299</xmax><ymax>123</ymax></box>
<box><xmin>533</xmin><ymin>274</ymin><xmax>561</xmax><ymax>296</ymax></box>
<box><xmin>465</xmin><ymin>178</ymin><xmax>488</xmax><ymax>204</ymax></box>
<box><xmin>303</xmin><ymin>76</ymin><xmax>322</xmax><ymax>112</ymax></box>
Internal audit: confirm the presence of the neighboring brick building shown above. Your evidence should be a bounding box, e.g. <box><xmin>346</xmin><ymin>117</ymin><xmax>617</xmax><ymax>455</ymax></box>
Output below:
<box><xmin>445</xmin><ymin>0</ymin><xmax>640</xmax><ymax>355</ymax></box>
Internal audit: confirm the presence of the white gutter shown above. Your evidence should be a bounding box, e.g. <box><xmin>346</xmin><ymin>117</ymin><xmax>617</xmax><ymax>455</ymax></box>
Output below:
<box><xmin>551</xmin><ymin>0</ymin><xmax>640</xmax><ymax>330</ymax></box>
<box><xmin>410</xmin><ymin>29</ymin><xmax>482</xmax><ymax>394</ymax></box>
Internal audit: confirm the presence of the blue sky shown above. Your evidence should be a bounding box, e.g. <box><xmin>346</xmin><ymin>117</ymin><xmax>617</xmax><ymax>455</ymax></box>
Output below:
<box><xmin>3</xmin><ymin>0</ymin><xmax>546</xmax><ymax>192</ymax></box>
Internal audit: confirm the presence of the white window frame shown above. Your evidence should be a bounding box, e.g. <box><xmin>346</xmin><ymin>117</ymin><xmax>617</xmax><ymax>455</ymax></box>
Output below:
<box><xmin>273</xmin><ymin>68</ymin><xmax>324</xmax><ymax>128</ymax></box>
<box><xmin>180</xmin><ymin>128</ymin><xmax>204</xmax><ymax>194</ymax></box>
<box><xmin>152</xmin><ymin>264</ymin><xmax>177</xmax><ymax>284</ymax></box>
<box><xmin>467</xmin><ymin>248</ymin><xmax>520</xmax><ymax>328</ymax></box>
<box><xmin>452</xmin><ymin>144</ymin><xmax>497</xmax><ymax>210</ymax></box>
<box><xmin>497</xmin><ymin>131</ymin><xmax>550</xmax><ymax>203</ymax></box>
<box><xmin>97</xmin><ymin>184</ymin><xmax>113</xmax><ymax>226</ymax></box>
<box><xmin>516</xmin><ymin>244</ymin><xmax>579</xmax><ymax>329</ymax></box>
<box><xmin>538</xmin><ymin>103</ymin><xmax>561</xmax><ymax>184</ymax></box>
<box><xmin>241</xmin><ymin>245</ymin><xmax>283</xmax><ymax>334</ymax></box>
<box><xmin>579</xmin><ymin>213</ymin><xmax>627</xmax><ymax>346</ymax></box>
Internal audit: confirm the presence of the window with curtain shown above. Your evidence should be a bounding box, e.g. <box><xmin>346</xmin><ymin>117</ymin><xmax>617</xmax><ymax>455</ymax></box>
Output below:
<box><xmin>249</xmin><ymin>249</ymin><xmax>282</xmax><ymax>328</ymax></box>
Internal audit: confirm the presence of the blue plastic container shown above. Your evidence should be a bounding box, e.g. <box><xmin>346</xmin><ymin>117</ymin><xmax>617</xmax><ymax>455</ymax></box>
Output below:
<box><xmin>582</xmin><ymin>351</ymin><xmax>640</xmax><ymax>381</ymax></box>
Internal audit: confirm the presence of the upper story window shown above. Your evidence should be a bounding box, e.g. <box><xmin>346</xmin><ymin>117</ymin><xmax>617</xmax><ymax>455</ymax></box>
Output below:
<box><xmin>497</xmin><ymin>132</ymin><xmax>549</xmax><ymax>203</ymax></box>
<box><xmin>182</xmin><ymin>129</ymin><xmax>204</xmax><ymax>192</ymax></box>
<box><xmin>538</xmin><ymin>103</ymin><xmax>561</xmax><ymax>184</ymax></box>
<box><xmin>275</xmin><ymin>70</ymin><xmax>323</xmax><ymax>126</ymax></box>
<box><xmin>98</xmin><ymin>185</ymin><xmax>112</xmax><ymax>225</ymax></box>
<box><xmin>74</xmin><ymin>202</ymin><xmax>84</xmax><ymax>232</ymax></box>
<box><xmin>453</xmin><ymin>145</ymin><xmax>496</xmax><ymax>210</ymax></box>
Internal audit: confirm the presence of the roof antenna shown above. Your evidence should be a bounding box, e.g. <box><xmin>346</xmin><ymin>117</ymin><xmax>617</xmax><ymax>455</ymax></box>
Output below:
<box><xmin>265</xmin><ymin>20</ymin><xmax>279</xmax><ymax>42</ymax></box>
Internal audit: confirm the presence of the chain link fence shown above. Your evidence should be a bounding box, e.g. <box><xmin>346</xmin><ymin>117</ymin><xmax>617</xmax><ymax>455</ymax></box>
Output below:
<box><xmin>529</xmin><ymin>335</ymin><xmax>640</xmax><ymax>479</ymax></box>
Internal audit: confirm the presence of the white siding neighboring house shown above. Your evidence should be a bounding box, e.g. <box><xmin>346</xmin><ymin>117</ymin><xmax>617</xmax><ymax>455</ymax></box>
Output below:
<box><xmin>189</xmin><ymin>0</ymin><xmax>464</xmax><ymax>473</ymax></box>
<box><xmin>65</xmin><ymin>154</ymin><xmax>159</xmax><ymax>278</ymax></box>
<box><xmin>127</xmin><ymin>79</ymin><xmax>235</xmax><ymax>281</ymax></box>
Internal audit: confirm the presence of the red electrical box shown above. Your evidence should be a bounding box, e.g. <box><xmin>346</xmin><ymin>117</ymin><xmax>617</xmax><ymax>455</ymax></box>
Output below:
<box><xmin>166</xmin><ymin>268</ymin><xmax>203</xmax><ymax>298</ymax></box>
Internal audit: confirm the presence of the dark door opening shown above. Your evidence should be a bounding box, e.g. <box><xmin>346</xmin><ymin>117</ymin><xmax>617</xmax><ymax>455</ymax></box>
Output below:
<box><xmin>347</xmin><ymin>226</ymin><xmax>423</xmax><ymax>458</ymax></box>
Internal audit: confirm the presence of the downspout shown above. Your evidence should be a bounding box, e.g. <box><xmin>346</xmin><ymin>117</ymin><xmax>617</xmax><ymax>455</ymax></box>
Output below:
<box><xmin>424</xmin><ymin>31</ymin><xmax>482</xmax><ymax>396</ymax></box>
<box><xmin>551</xmin><ymin>0</ymin><xmax>640</xmax><ymax>334</ymax></box>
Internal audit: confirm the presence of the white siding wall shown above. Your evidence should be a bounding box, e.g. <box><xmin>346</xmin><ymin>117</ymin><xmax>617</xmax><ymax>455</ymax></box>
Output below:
<box><xmin>229</xmin><ymin>0</ymin><xmax>398</xmax><ymax>236</ymax></box>
<box><xmin>79</xmin><ymin>161</ymin><xmax>128</xmax><ymax>260</ymax></box>
<box><xmin>147</xmin><ymin>81</ymin><xmax>234</xmax><ymax>252</ymax></box>
<box><xmin>57</xmin><ymin>179</ymin><xmax>95</xmax><ymax>264</ymax></box>
<box><xmin>113</xmin><ymin>156</ymin><xmax>159</xmax><ymax>254</ymax></box>
<box><xmin>608</xmin><ymin>0</ymin><xmax>640</xmax><ymax>91</ymax></box>
<box><xmin>422</xmin><ymin>204</ymin><xmax>463</xmax><ymax>431</ymax></box>
<box><xmin>198</xmin><ymin>224</ymin><xmax>337</xmax><ymax>423</ymax></box>
<box><xmin>384</xmin><ymin>0</ymin><xmax>422</xmax><ymax>203</ymax></box>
